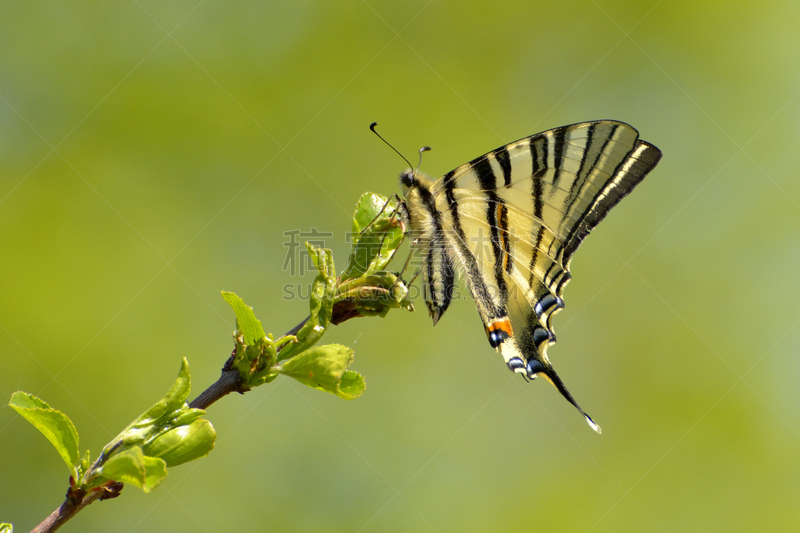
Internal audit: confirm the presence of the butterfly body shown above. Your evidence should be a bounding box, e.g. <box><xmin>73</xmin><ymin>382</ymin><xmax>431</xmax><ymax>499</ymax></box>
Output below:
<box><xmin>398</xmin><ymin>120</ymin><xmax>662</xmax><ymax>433</ymax></box>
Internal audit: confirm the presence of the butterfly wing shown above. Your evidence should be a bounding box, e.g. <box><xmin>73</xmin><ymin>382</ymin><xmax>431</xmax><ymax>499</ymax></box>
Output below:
<box><xmin>434</xmin><ymin>120</ymin><xmax>661</xmax><ymax>272</ymax></box>
<box><xmin>425</xmin><ymin>120</ymin><xmax>661</xmax><ymax>431</ymax></box>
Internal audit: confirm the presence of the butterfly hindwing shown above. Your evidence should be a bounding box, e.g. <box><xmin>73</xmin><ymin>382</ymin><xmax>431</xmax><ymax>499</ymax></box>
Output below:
<box><xmin>438</xmin><ymin>188</ymin><xmax>601</xmax><ymax>429</ymax></box>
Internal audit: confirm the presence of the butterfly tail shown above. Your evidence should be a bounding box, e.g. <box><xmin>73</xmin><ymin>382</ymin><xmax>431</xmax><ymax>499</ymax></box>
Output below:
<box><xmin>539</xmin><ymin>362</ymin><xmax>602</xmax><ymax>434</ymax></box>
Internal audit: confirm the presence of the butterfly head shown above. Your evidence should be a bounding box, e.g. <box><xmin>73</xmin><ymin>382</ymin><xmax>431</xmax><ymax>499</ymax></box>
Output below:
<box><xmin>399</xmin><ymin>170</ymin><xmax>416</xmax><ymax>194</ymax></box>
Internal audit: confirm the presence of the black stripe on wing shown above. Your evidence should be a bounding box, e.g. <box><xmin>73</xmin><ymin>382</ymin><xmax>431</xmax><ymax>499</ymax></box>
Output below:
<box><xmin>562</xmin><ymin>139</ymin><xmax>662</xmax><ymax>262</ymax></box>
<box><xmin>414</xmin><ymin>183</ymin><xmax>456</xmax><ymax>323</ymax></box>
<box><xmin>472</xmin><ymin>156</ymin><xmax>511</xmax><ymax>304</ymax></box>
<box><xmin>563</xmin><ymin>121</ymin><xmax>609</xmax><ymax>221</ymax></box>
<box><xmin>495</xmin><ymin>145</ymin><xmax>513</xmax><ymax>187</ymax></box>
<box><xmin>442</xmin><ymin>172</ymin><xmax>507</xmax><ymax>322</ymax></box>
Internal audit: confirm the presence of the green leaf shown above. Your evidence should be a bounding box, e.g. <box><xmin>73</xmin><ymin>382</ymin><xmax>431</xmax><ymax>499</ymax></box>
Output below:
<box><xmin>333</xmin><ymin>270</ymin><xmax>414</xmax><ymax>325</ymax></box>
<box><xmin>338</xmin><ymin>370</ymin><xmax>367</xmax><ymax>399</ymax></box>
<box><xmin>279</xmin><ymin>344</ymin><xmax>366</xmax><ymax>400</ymax></box>
<box><xmin>142</xmin><ymin>418</ymin><xmax>216</xmax><ymax>467</ymax></box>
<box><xmin>307</xmin><ymin>241</ymin><xmax>335</xmax><ymax>280</ymax></box>
<box><xmin>9</xmin><ymin>392</ymin><xmax>80</xmax><ymax>473</ymax></box>
<box><xmin>351</xmin><ymin>192</ymin><xmax>392</xmax><ymax>237</ymax></box>
<box><xmin>134</xmin><ymin>358</ymin><xmax>192</xmax><ymax>428</ymax></box>
<box><xmin>341</xmin><ymin>193</ymin><xmax>404</xmax><ymax>281</ymax></box>
<box><xmin>277</xmin><ymin>244</ymin><xmax>336</xmax><ymax>362</ymax></box>
<box><xmin>96</xmin><ymin>446</ymin><xmax>167</xmax><ymax>493</ymax></box>
<box><xmin>222</xmin><ymin>292</ymin><xmax>266</xmax><ymax>345</ymax></box>
<box><xmin>80</xmin><ymin>450</ymin><xmax>91</xmax><ymax>474</ymax></box>
<box><xmin>99</xmin><ymin>358</ymin><xmax>196</xmax><ymax>459</ymax></box>
<box><xmin>161</xmin><ymin>357</ymin><xmax>192</xmax><ymax>413</ymax></box>
<box><xmin>335</xmin><ymin>272</ymin><xmax>413</xmax><ymax>315</ymax></box>
<box><xmin>81</xmin><ymin>359</ymin><xmax>211</xmax><ymax>491</ymax></box>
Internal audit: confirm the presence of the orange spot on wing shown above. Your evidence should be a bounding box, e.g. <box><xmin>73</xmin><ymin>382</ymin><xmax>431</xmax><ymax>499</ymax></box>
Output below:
<box><xmin>487</xmin><ymin>317</ymin><xmax>514</xmax><ymax>336</ymax></box>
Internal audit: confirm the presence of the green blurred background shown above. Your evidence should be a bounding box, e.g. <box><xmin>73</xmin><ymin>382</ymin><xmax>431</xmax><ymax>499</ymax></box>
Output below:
<box><xmin>2</xmin><ymin>1</ymin><xmax>800</xmax><ymax>531</ymax></box>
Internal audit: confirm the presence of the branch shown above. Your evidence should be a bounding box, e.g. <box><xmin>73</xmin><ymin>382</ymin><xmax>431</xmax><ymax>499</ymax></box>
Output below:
<box><xmin>31</xmin><ymin>481</ymin><xmax>122</xmax><ymax>533</ymax></box>
<box><xmin>188</xmin><ymin>302</ymin><xmax>363</xmax><ymax>410</ymax></box>
<box><xmin>27</xmin><ymin>191</ymin><xmax>408</xmax><ymax>532</ymax></box>
<box><xmin>31</xmin><ymin>302</ymin><xmax>373</xmax><ymax>532</ymax></box>
<box><xmin>31</xmin><ymin>493</ymin><xmax>99</xmax><ymax>533</ymax></box>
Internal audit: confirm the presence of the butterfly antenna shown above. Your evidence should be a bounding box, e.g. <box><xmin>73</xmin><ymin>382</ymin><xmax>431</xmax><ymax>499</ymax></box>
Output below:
<box><xmin>370</xmin><ymin>122</ymin><xmax>413</xmax><ymax>169</ymax></box>
<box><xmin>416</xmin><ymin>146</ymin><xmax>431</xmax><ymax>175</ymax></box>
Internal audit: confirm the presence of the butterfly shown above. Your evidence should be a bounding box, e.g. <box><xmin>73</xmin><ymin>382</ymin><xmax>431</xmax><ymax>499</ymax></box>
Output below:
<box><xmin>397</xmin><ymin>120</ymin><xmax>662</xmax><ymax>433</ymax></box>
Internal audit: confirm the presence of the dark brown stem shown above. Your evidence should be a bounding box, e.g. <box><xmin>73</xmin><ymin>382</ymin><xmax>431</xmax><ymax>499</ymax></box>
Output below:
<box><xmin>32</xmin><ymin>492</ymin><xmax>99</xmax><ymax>533</ymax></box>
<box><xmin>188</xmin><ymin>368</ymin><xmax>245</xmax><ymax>410</ymax></box>
<box><xmin>32</xmin><ymin>481</ymin><xmax>122</xmax><ymax>533</ymax></box>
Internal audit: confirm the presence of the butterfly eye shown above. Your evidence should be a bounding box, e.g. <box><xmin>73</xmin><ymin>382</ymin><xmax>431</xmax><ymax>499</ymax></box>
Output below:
<box><xmin>400</xmin><ymin>171</ymin><xmax>415</xmax><ymax>188</ymax></box>
<box><xmin>526</xmin><ymin>358</ymin><xmax>545</xmax><ymax>379</ymax></box>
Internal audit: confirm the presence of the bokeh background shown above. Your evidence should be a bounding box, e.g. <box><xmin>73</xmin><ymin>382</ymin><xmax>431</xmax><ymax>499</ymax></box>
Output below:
<box><xmin>2</xmin><ymin>1</ymin><xmax>799</xmax><ymax>531</ymax></box>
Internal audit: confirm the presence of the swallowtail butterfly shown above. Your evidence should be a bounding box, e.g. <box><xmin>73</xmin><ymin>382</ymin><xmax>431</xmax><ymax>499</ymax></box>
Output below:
<box><xmin>397</xmin><ymin>120</ymin><xmax>661</xmax><ymax>432</ymax></box>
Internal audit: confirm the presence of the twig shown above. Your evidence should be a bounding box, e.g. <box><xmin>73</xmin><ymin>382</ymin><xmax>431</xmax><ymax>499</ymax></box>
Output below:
<box><xmin>31</xmin><ymin>302</ymin><xmax>365</xmax><ymax>533</ymax></box>
<box><xmin>31</xmin><ymin>481</ymin><xmax>122</xmax><ymax>533</ymax></box>
<box><xmin>31</xmin><ymin>492</ymin><xmax>101</xmax><ymax>533</ymax></box>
